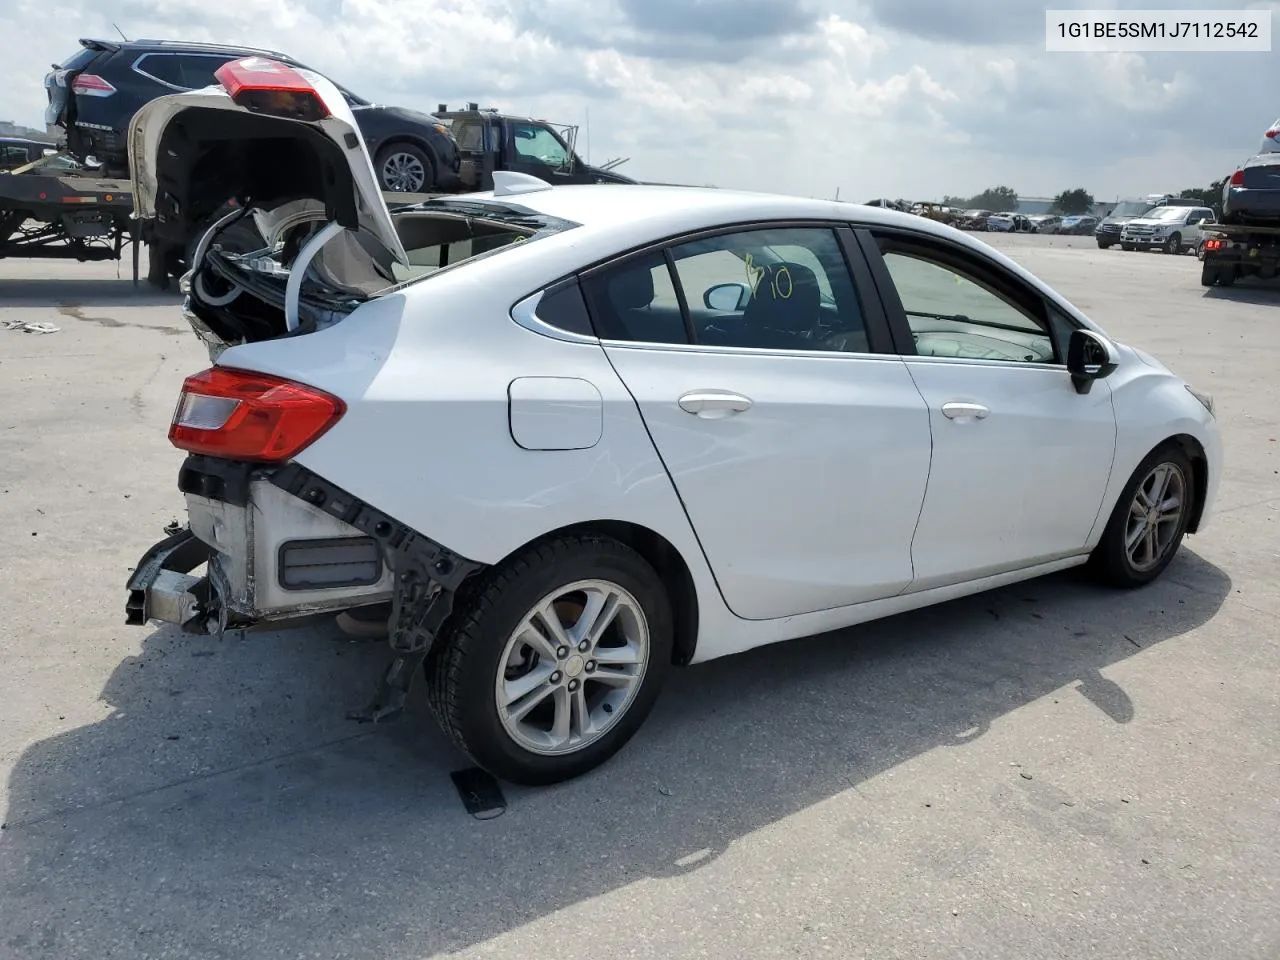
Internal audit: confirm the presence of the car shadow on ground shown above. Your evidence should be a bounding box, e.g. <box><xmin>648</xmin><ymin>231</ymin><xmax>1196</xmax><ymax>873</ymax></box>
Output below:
<box><xmin>0</xmin><ymin>277</ymin><xmax>183</xmax><ymax>309</ymax></box>
<box><xmin>1201</xmin><ymin>279</ymin><xmax>1280</xmax><ymax>305</ymax></box>
<box><xmin>0</xmin><ymin>551</ymin><xmax>1231</xmax><ymax>958</ymax></box>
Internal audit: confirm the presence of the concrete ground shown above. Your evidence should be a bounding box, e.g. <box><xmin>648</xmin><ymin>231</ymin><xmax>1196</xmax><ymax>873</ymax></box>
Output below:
<box><xmin>1</xmin><ymin>235</ymin><xmax>1277</xmax><ymax>960</ymax></box>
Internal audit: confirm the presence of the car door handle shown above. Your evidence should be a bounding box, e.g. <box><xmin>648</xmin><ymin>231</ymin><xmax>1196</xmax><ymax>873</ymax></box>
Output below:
<box><xmin>941</xmin><ymin>401</ymin><xmax>990</xmax><ymax>421</ymax></box>
<box><xmin>678</xmin><ymin>390</ymin><xmax>753</xmax><ymax>418</ymax></box>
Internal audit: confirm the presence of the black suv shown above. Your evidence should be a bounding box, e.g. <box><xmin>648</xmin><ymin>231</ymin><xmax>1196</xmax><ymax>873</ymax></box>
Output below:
<box><xmin>44</xmin><ymin>38</ymin><xmax>460</xmax><ymax>192</ymax></box>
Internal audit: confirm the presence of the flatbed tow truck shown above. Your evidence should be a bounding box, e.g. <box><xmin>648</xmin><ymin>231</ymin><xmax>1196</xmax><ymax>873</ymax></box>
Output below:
<box><xmin>1200</xmin><ymin>221</ymin><xmax>1280</xmax><ymax>287</ymax></box>
<box><xmin>0</xmin><ymin>158</ymin><xmax>442</xmax><ymax>287</ymax></box>
<box><xmin>0</xmin><ymin>159</ymin><xmax>136</xmax><ymax>269</ymax></box>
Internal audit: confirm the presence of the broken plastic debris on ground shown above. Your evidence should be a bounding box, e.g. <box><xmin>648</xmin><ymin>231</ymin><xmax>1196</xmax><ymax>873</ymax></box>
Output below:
<box><xmin>3</xmin><ymin>320</ymin><xmax>60</xmax><ymax>334</ymax></box>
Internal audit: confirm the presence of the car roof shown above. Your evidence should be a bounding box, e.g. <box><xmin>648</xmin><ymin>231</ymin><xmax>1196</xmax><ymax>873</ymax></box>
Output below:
<box><xmin>80</xmin><ymin>37</ymin><xmax>298</xmax><ymax>60</ymax></box>
<box><xmin>452</xmin><ymin>183</ymin><xmax>991</xmax><ymax>251</ymax></box>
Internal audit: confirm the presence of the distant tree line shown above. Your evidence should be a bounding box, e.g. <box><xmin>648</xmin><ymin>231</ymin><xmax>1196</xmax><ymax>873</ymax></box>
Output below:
<box><xmin>939</xmin><ymin>178</ymin><xmax>1228</xmax><ymax>216</ymax></box>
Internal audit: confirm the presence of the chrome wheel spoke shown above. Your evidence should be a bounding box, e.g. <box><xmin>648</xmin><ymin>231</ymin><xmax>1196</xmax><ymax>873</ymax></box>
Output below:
<box><xmin>515</xmin><ymin>620</ymin><xmax>560</xmax><ymax>663</ymax></box>
<box><xmin>590</xmin><ymin>665</ymin><xmax>638</xmax><ymax>688</ymax></box>
<box><xmin>506</xmin><ymin>676</ymin><xmax>556</xmax><ymax>723</ymax></box>
<box><xmin>531</xmin><ymin>602</ymin><xmax>573</xmax><ymax>651</ymax></box>
<box><xmin>573</xmin><ymin>586</ymin><xmax>621</xmax><ymax>647</ymax></box>
<box><xmin>549</xmin><ymin>686</ymin><xmax>572</xmax><ymax>746</ymax></box>
<box><xmin>1125</xmin><ymin>521</ymin><xmax>1147</xmax><ymax>552</ymax></box>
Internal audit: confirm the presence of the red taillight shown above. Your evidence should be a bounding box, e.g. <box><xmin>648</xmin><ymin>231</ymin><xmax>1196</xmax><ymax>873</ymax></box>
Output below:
<box><xmin>169</xmin><ymin>367</ymin><xmax>345</xmax><ymax>463</ymax></box>
<box><xmin>1205</xmin><ymin>238</ymin><xmax>1225</xmax><ymax>251</ymax></box>
<box><xmin>214</xmin><ymin>57</ymin><xmax>330</xmax><ymax>122</ymax></box>
<box><xmin>72</xmin><ymin>74</ymin><xmax>116</xmax><ymax>97</ymax></box>
<box><xmin>1230</xmin><ymin>168</ymin><xmax>1245</xmax><ymax>186</ymax></box>
<box><xmin>1267</xmin><ymin>128</ymin><xmax>1280</xmax><ymax>140</ymax></box>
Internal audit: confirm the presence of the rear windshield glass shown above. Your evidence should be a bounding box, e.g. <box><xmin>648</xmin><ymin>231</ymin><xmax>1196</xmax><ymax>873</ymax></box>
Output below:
<box><xmin>384</xmin><ymin>199</ymin><xmax>579</xmax><ymax>289</ymax></box>
<box><xmin>60</xmin><ymin>47</ymin><xmax>100</xmax><ymax>70</ymax></box>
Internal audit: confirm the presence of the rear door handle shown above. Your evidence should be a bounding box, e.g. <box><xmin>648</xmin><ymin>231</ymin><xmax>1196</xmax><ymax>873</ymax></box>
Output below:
<box><xmin>941</xmin><ymin>401</ymin><xmax>989</xmax><ymax>421</ymax></box>
<box><xmin>678</xmin><ymin>390</ymin><xmax>753</xmax><ymax>419</ymax></box>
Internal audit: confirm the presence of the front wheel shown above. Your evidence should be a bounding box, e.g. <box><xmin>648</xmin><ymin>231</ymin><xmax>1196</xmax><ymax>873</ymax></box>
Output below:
<box><xmin>375</xmin><ymin>142</ymin><xmax>435</xmax><ymax>193</ymax></box>
<box><xmin>1097</xmin><ymin>240</ymin><xmax>1113</xmax><ymax>249</ymax></box>
<box><xmin>1164</xmin><ymin>232</ymin><xmax>1183</xmax><ymax>255</ymax></box>
<box><xmin>426</xmin><ymin>535</ymin><xmax>673</xmax><ymax>785</ymax></box>
<box><xmin>1089</xmin><ymin>444</ymin><xmax>1195</xmax><ymax>588</ymax></box>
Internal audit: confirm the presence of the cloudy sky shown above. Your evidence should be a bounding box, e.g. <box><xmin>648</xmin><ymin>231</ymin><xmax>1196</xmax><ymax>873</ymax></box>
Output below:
<box><xmin>2</xmin><ymin>0</ymin><xmax>1277</xmax><ymax>201</ymax></box>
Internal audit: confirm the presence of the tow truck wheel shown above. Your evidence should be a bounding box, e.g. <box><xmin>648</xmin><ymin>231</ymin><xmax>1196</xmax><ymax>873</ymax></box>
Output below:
<box><xmin>1200</xmin><ymin>264</ymin><xmax>1216</xmax><ymax>286</ymax></box>
<box><xmin>425</xmin><ymin>534</ymin><xmax>674</xmax><ymax>785</ymax></box>
<box><xmin>375</xmin><ymin>142</ymin><xmax>434</xmax><ymax>194</ymax></box>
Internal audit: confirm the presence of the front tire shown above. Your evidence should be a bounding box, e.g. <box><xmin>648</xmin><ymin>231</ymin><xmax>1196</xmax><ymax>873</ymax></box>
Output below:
<box><xmin>426</xmin><ymin>535</ymin><xmax>674</xmax><ymax>785</ymax></box>
<box><xmin>375</xmin><ymin>142</ymin><xmax>435</xmax><ymax>193</ymax></box>
<box><xmin>1089</xmin><ymin>444</ymin><xmax>1195</xmax><ymax>588</ymax></box>
<box><xmin>1164</xmin><ymin>232</ymin><xmax>1183</xmax><ymax>255</ymax></box>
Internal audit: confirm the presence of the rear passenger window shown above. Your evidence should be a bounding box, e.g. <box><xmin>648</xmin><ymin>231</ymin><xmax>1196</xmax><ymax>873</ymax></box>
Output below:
<box><xmin>580</xmin><ymin>253</ymin><xmax>690</xmax><ymax>344</ymax></box>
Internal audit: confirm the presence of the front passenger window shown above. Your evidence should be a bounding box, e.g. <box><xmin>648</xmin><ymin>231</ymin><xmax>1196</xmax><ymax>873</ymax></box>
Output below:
<box><xmin>878</xmin><ymin>248</ymin><xmax>1057</xmax><ymax>364</ymax></box>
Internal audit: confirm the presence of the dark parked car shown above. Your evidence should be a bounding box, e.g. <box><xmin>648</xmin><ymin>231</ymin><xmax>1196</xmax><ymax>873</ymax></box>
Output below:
<box><xmin>43</xmin><ymin>38</ymin><xmax>460</xmax><ymax>191</ymax></box>
<box><xmin>0</xmin><ymin>136</ymin><xmax>55</xmax><ymax>170</ymax></box>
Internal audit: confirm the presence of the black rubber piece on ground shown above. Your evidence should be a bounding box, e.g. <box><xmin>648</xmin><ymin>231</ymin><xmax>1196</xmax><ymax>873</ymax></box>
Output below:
<box><xmin>450</xmin><ymin>767</ymin><xmax>507</xmax><ymax>819</ymax></box>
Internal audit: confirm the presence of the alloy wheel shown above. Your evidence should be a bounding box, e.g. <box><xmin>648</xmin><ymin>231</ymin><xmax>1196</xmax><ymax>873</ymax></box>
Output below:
<box><xmin>380</xmin><ymin>151</ymin><xmax>426</xmax><ymax>192</ymax></box>
<box><xmin>494</xmin><ymin>579</ymin><xmax>651</xmax><ymax>756</ymax></box>
<box><xmin>1124</xmin><ymin>462</ymin><xmax>1187</xmax><ymax>572</ymax></box>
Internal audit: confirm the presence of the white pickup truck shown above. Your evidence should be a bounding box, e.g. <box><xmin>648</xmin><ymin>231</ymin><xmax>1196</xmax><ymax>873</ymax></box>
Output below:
<box><xmin>1120</xmin><ymin>205</ymin><xmax>1217</xmax><ymax>254</ymax></box>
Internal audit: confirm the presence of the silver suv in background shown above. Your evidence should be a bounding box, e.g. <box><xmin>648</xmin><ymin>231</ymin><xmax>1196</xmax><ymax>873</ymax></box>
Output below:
<box><xmin>1121</xmin><ymin>205</ymin><xmax>1217</xmax><ymax>254</ymax></box>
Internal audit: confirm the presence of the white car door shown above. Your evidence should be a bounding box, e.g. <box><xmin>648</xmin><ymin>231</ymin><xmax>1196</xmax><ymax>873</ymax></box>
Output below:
<box><xmin>861</xmin><ymin>228</ymin><xmax>1118</xmax><ymax>591</ymax></box>
<box><xmin>583</xmin><ymin>224</ymin><xmax>933</xmax><ymax>621</ymax></box>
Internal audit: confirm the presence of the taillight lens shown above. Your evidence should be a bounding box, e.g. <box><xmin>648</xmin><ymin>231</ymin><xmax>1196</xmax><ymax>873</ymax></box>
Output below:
<box><xmin>1230</xmin><ymin>168</ymin><xmax>1245</xmax><ymax>186</ymax></box>
<box><xmin>72</xmin><ymin>74</ymin><xmax>116</xmax><ymax>97</ymax></box>
<box><xmin>169</xmin><ymin>367</ymin><xmax>345</xmax><ymax>463</ymax></box>
<box><xmin>214</xmin><ymin>57</ymin><xmax>330</xmax><ymax>122</ymax></box>
<box><xmin>1267</xmin><ymin>128</ymin><xmax>1280</xmax><ymax>140</ymax></box>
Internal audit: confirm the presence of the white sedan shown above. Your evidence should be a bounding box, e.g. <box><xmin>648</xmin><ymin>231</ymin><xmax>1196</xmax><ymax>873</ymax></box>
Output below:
<box><xmin>125</xmin><ymin>58</ymin><xmax>1222</xmax><ymax>785</ymax></box>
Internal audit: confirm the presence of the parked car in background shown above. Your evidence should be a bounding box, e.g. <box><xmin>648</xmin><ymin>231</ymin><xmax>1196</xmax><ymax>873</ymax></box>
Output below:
<box><xmin>43</xmin><ymin>38</ymin><xmax>461</xmax><ymax>191</ymax></box>
<box><xmin>986</xmin><ymin>213</ymin><xmax>1036</xmax><ymax>233</ymax></box>
<box><xmin>1120</xmin><ymin>205</ymin><xmax>1217</xmax><ymax>254</ymax></box>
<box><xmin>958</xmin><ymin>209</ymin><xmax>994</xmax><ymax>230</ymax></box>
<box><xmin>1221</xmin><ymin>153</ymin><xmax>1280</xmax><ymax>225</ymax></box>
<box><xmin>1094</xmin><ymin>200</ymin><xmax>1159</xmax><ymax>248</ymax></box>
<box><xmin>433</xmin><ymin>103</ymin><xmax>636</xmax><ymax>191</ymax></box>
<box><xmin>1028</xmin><ymin>214</ymin><xmax>1062</xmax><ymax>234</ymax></box>
<box><xmin>1059</xmin><ymin>215</ymin><xmax>1099</xmax><ymax>236</ymax></box>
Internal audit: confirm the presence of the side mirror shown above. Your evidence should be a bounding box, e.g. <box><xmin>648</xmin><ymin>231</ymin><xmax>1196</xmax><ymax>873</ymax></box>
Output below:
<box><xmin>704</xmin><ymin>282</ymin><xmax>750</xmax><ymax>312</ymax></box>
<box><xmin>1067</xmin><ymin>328</ymin><xmax>1120</xmax><ymax>394</ymax></box>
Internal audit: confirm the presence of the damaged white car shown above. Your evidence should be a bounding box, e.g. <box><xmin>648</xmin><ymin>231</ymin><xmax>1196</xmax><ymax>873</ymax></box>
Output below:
<box><xmin>126</xmin><ymin>57</ymin><xmax>1222</xmax><ymax>785</ymax></box>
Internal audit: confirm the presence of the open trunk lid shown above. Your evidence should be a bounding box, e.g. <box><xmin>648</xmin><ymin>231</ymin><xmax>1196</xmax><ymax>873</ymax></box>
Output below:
<box><xmin>129</xmin><ymin>56</ymin><xmax>407</xmax><ymax>266</ymax></box>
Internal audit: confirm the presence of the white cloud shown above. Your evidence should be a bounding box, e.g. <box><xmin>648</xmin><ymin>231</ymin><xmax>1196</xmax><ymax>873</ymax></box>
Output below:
<box><xmin>2</xmin><ymin>0</ymin><xmax>1275</xmax><ymax>202</ymax></box>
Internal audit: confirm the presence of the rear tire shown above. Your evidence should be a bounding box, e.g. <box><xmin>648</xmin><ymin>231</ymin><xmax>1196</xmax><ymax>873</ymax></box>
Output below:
<box><xmin>426</xmin><ymin>535</ymin><xmax>674</xmax><ymax>785</ymax></box>
<box><xmin>1200</xmin><ymin>264</ymin><xmax>1217</xmax><ymax>286</ymax></box>
<box><xmin>1089</xmin><ymin>444</ymin><xmax>1195</xmax><ymax>588</ymax></box>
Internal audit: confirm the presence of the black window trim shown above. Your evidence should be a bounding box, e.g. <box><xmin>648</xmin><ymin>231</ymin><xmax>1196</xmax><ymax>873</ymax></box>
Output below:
<box><xmin>854</xmin><ymin>223</ymin><xmax>1077</xmax><ymax>367</ymax></box>
<box><xmin>570</xmin><ymin>218</ymin><xmax>899</xmax><ymax>358</ymax></box>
